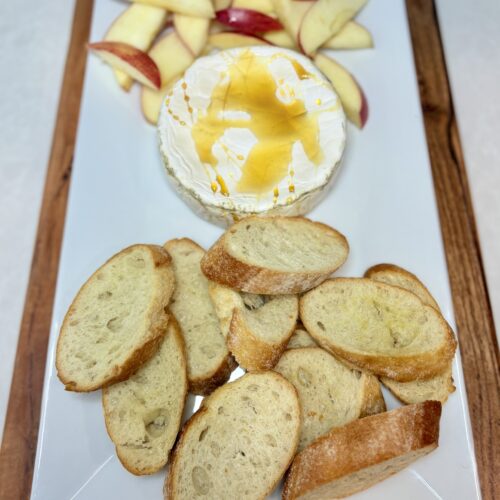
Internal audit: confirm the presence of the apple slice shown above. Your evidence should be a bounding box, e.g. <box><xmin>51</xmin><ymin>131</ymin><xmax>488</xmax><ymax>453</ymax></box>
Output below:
<box><xmin>141</xmin><ymin>78</ymin><xmax>177</xmax><ymax>124</ymax></box>
<box><xmin>104</xmin><ymin>3</ymin><xmax>168</xmax><ymax>91</ymax></box>
<box><xmin>216</xmin><ymin>8</ymin><xmax>283</xmax><ymax>34</ymax></box>
<box><xmin>209</xmin><ymin>21</ymin><xmax>228</xmax><ymax>34</ymax></box>
<box><xmin>263</xmin><ymin>30</ymin><xmax>296</xmax><ymax>48</ymax></box>
<box><xmin>214</xmin><ymin>0</ymin><xmax>232</xmax><ymax>11</ymax></box>
<box><xmin>323</xmin><ymin>21</ymin><xmax>373</xmax><ymax>49</ymax></box>
<box><xmin>299</xmin><ymin>0</ymin><xmax>367</xmax><ymax>55</ymax></box>
<box><xmin>88</xmin><ymin>41</ymin><xmax>161</xmax><ymax>89</ymax></box>
<box><xmin>173</xmin><ymin>14</ymin><xmax>210</xmax><ymax>56</ymax></box>
<box><xmin>149</xmin><ymin>32</ymin><xmax>195</xmax><ymax>86</ymax></box>
<box><xmin>314</xmin><ymin>53</ymin><xmax>368</xmax><ymax>128</ymax></box>
<box><xmin>232</xmin><ymin>0</ymin><xmax>275</xmax><ymax>15</ymax></box>
<box><xmin>207</xmin><ymin>32</ymin><xmax>270</xmax><ymax>50</ymax></box>
<box><xmin>131</xmin><ymin>0</ymin><xmax>215</xmax><ymax>18</ymax></box>
<box><xmin>271</xmin><ymin>0</ymin><xmax>313</xmax><ymax>42</ymax></box>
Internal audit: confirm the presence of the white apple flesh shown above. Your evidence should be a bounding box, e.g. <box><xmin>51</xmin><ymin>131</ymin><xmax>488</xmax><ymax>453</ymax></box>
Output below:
<box><xmin>299</xmin><ymin>0</ymin><xmax>367</xmax><ymax>55</ymax></box>
<box><xmin>263</xmin><ymin>29</ymin><xmax>296</xmax><ymax>48</ymax></box>
<box><xmin>88</xmin><ymin>41</ymin><xmax>161</xmax><ymax>90</ymax></box>
<box><xmin>232</xmin><ymin>0</ymin><xmax>275</xmax><ymax>15</ymax></box>
<box><xmin>207</xmin><ymin>32</ymin><xmax>270</xmax><ymax>50</ymax></box>
<box><xmin>131</xmin><ymin>0</ymin><xmax>215</xmax><ymax>18</ymax></box>
<box><xmin>148</xmin><ymin>32</ymin><xmax>195</xmax><ymax>86</ymax></box>
<box><xmin>271</xmin><ymin>0</ymin><xmax>313</xmax><ymax>42</ymax></box>
<box><xmin>173</xmin><ymin>14</ymin><xmax>210</xmax><ymax>56</ymax></box>
<box><xmin>323</xmin><ymin>21</ymin><xmax>373</xmax><ymax>49</ymax></box>
<box><xmin>104</xmin><ymin>3</ymin><xmax>167</xmax><ymax>91</ymax></box>
<box><xmin>314</xmin><ymin>53</ymin><xmax>368</xmax><ymax>128</ymax></box>
<box><xmin>141</xmin><ymin>78</ymin><xmax>177</xmax><ymax>124</ymax></box>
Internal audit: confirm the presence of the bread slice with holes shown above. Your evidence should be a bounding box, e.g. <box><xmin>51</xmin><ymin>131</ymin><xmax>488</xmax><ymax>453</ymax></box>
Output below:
<box><xmin>287</xmin><ymin>326</ymin><xmax>318</xmax><ymax>349</ymax></box>
<box><xmin>365</xmin><ymin>263</ymin><xmax>440</xmax><ymax>311</ymax></box>
<box><xmin>102</xmin><ymin>317</ymin><xmax>187</xmax><ymax>475</ymax></box>
<box><xmin>300</xmin><ymin>278</ymin><xmax>457</xmax><ymax>381</ymax></box>
<box><xmin>275</xmin><ymin>348</ymin><xmax>385</xmax><ymax>451</ymax></box>
<box><xmin>165</xmin><ymin>371</ymin><xmax>301</xmax><ymax>500</ymax></box>
<box><xmin>209</xmin><ymin>283</ymin><xmax>298</xmax><ymax>371</ymax></box>
<box><xmin>283</xmin><ymin>400</ymin><xmax>442</xmax><ymax>500</ymax></box>
<box><xmin>164</xmin><ymin>239</ymin><xmax>236</xmax><ymax>395</ymax></box>
<box><xmin>56</xmin><ymin>244</ymin><xmax>175</xmax><ymax>392</ymax></box>
<box><xmin>365</xmin><ymin>264</ymin><xmax>456</xmax><ymax>403</ymax></box>
<box><xmin>201</xmin><ymin>216</ymin><xmax>349</xmax><ymax>295</ymax></box>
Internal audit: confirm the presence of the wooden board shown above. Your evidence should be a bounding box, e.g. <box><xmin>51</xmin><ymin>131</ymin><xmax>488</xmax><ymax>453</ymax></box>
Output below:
<box><xmin>0</xmin><ymin>1</ymin><xmax>498</xmax><ymax>499</ymax></box>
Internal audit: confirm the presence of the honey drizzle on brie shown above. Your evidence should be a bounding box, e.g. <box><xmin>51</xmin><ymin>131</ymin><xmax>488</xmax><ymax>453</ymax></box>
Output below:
<box><xmin>190</xmin><ymin>50</ymin><xmax>324</xmax><ymax>196</ymax></box>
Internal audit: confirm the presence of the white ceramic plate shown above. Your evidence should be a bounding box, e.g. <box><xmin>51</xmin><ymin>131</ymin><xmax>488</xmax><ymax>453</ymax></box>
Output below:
<box><xmin>31</xmin><ymin>0</ymin><xmax>481</xmax><ymax>498</ymax></box>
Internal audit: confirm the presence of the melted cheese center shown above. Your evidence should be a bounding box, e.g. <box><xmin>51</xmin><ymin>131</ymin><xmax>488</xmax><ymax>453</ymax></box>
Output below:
<box><xmin>190</xmin><ymin>50</ymin><xmax>323</xmax><ymax>196</ymax></box>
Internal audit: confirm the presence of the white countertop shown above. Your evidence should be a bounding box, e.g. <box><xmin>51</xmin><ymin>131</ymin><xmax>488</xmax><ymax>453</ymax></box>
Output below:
<box><xmin>0</xmin><ymin>0</ymin><xmax>498</xmax><ymax>442</ymax></box>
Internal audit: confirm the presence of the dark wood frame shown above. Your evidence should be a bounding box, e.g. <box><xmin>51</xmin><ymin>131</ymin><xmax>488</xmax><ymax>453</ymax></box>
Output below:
<box><xmin>0</xmin><ymin>0</ymin><xmax>498</xmax><ymax>498</ymax></box>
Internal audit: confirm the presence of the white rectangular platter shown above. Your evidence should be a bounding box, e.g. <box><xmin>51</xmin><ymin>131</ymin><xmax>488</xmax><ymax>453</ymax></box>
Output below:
<box><xmin>31</xmin><ymin>0</ymin><xmax>481</xmax><ymax>498</ymax></box>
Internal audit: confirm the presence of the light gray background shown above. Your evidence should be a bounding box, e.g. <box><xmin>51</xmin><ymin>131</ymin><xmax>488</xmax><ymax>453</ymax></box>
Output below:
<box><xmin>0</xmin><ymin>0</ymin><xmax>498</xmax><ymax>443</ymax></box>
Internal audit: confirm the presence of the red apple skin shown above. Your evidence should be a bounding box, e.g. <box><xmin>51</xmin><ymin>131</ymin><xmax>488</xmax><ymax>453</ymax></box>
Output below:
<box><xmin>88</xmin><ymin>41</ymin><xmax>161</xmax><ymax>90</ymax></box>
<box><xmin>216</xmin><ymin>8</ymin><xmax>283</xmax><ymax>34</ymax></box>
<box><xmin>359</xmin><ymin>87</ymin><xmax>369</xmax><ymax>128</ymax></box>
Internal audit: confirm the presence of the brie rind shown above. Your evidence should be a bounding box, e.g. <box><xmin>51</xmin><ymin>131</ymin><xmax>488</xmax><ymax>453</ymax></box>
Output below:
<box><xmin>158</xmin><ymin>46</ymin><xmax>346</xmax><ymax>226</ymax></box>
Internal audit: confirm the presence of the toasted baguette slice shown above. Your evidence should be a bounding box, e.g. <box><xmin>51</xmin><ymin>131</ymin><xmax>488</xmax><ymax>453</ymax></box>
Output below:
<box><xmin>165</xmin><ymin>372</ymin><xmax>301</xmax><ymax>500</ymax></box>
<box><xmin>209</xmin><ymin>283</ymin><xmax>281</xmax><ymax>339</ymax></box>
<box><xmin>382</xmin><ymin>366</ymin><xmax>455</xmax><ymax>404</ymax></box>
<box><xmin>365</xmin><ymin>264</ymin><xmax>456</xmax><ymax>403</ymax></box>
<box><xmin>102</xmin><ymin>317</ymin><xmax>187</xmax><ymax>475</ymax></box>
<box><xmin>229</xmin><ymin>294</ymin><xmax>298</xmax><ymax>371</ymax></box>
<box><xmin>209</xmin><ymin>283</ymin><xmax>298</xmax><ymax>370</ymax></box>
<box><xmin>365</xmin><ymin>263</ymin><xmax>440</xmax><ymax>311</ymax></box>
<box><xmin>287</xmin><ymin>326</ymin><xmax>318</xmax><ymax>349</ymax></box>
<box><xmin>283</xmin><ymin>401</ymin><xmax>442</xmax><ymax>500</ymax></box>
<box><xmin>56</xmin><ymin>245</ymin><xmax>175</xmax><ymax>392</ymax></box>
<box><xmin>300</xmin><ymin>278</ymin><xmax>457</xmax><ymax>381</ymax></box>
<box><xmin>275</xmin><ymin>348</ymin><xmax>385</xmax><ymax>451</ymax></box>
<box><xmin>201</xmin><ymin>216</ymin><xmax>349</xmax><ymax>294</ymax></box>
<box><xmin>164</xmin><ymin>239</ymin><xmax>236</xmax><ymax>395</ymax></box>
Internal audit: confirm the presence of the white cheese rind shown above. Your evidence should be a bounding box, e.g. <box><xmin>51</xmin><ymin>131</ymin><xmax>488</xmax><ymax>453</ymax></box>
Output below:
<box><xmin>158</xmin><ymin>46</ymin><xmax>346</xmax><ymax>226</ymax></box>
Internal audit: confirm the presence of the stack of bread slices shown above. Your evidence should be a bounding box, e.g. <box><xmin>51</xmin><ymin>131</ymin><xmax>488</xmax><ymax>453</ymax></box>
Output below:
<box><xmin>56</xmin><ymin>215</ymin><xmax>457</xmax><ymax>499</ymax></box>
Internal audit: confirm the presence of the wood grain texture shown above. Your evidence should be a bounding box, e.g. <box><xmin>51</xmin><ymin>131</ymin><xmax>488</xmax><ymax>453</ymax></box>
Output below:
<box><xmin>0</xmin><ymin>1</ymin><xmax>94</xmax><ymax>499</ymax></box>
<box><xmin>0</xmin><ymin>0</ymin><xmax>498</xmax><ymax>499</ymax></box>
<box><xmin>406</xmin><ymin>1</ymin><xmax>500</xmax><ymax>499</ymax></box>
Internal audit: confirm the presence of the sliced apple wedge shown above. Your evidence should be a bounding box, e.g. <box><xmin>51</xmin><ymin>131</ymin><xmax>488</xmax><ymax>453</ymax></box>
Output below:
<box><xmin>173</xmin><ymin>14</ymin><xmax>210</xmax><ymax>56</ymax></box>
<box><xmin>141</xmin><ymin>78</ymin><xmax>177</xmax><ymax>124</ymax></box>
<box><xmin>299</xmin><ymin>0</ymin><xmax>367</xmax><ymax>55</ymax></box>
<box><xmin>207</xmin><ymin>32</ymin><xmax>270</xmax><ymax>50</ymax></box>
<box><xmin>232</xmin><ymin>0</ymin><xmax>275</xmax><ymax>15</ymax></box>
<box><xmin>216</xmin><ymin>8</ymin><xmax>283</xmax><ymax>34</ymax></box>
<box><xmin>104</xmin><ymin>3</ymin><xmax>167</xmax><ymax>91</ymax></box>
<box><xmin>263</xmin><ymin>29</ymin><xmax>295</xmax><ymax>48</ymax></box>
<box><xmin>314</xmin><ymin>53</ymin><xmax>368</xmax><ymax>128</ymax></box>
<box><xmin>323</xmin><ymin>21</ymin><xmax>373</xmax><ymax>49</ymax></box>
<box><xmin>271</xmin><ymin>0</ymin><xmax>313</xmax><ymax>42</ymax></box>
<box><xmin>88</xmin><ymin>42</ymin><xmax>161</xmax><ymax>89</ymax></box>
<box><xmin>214</xmin><ymin>0</ymin><xmax>232</xmax><ymax>11</ymax></box>
<box><xmin>131</xmin><ymin>0</ymin><xmax>215</xmax><ymax>18</ymax></box>
<box><xmin>149</xmin><ymin>32</ymin><xmax>195</xmax><ymax>86</ymax></box>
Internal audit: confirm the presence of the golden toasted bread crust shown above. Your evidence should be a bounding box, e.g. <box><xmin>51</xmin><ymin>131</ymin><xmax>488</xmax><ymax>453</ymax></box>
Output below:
<box><xmin>365</xmin><ymin>263</ymin><xmax>440</xmax><ymax>311</ymax></box>
<box><xmin>56</xmin><ymin>244</ymin><xmax>174</xmax><ymax>392</ymax></box>
<box><xmin>300</xmin><ymin>278</ymin><xmax>457</xmax><ymax>382</ymax></box>
<box><xmin>166</xmin><ymin>372</ymin><xmax>301</xmax><ymax>500</ymax></box>
<box><xmin>283</xmin><ymin>401</ymin><xmax>442</xmax><ymax>500</ymax></box>
<box><xmin>103</xmin><ymin>316</ymin><xmax>188</xmax><ymax>475</ymax></box>
<box><xmin>228</xmin><ymin>308</ymin><xmax>295</xmax><ymax>371</ymax></box>
<box><xmin>165</xmin><ymin>238</ymin><xmax>237</xmax><ymax>396</ymax></box>
<box><xmin>200</xmin><ymin>216</ymin><xmax>349</xmax><ymax>295</ymax></box>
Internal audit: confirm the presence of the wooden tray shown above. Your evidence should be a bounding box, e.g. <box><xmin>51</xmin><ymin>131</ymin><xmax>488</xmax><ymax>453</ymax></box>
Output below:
<box><xmin>0</xmin><ymin>1</ymin><xmax>498</xmax><ymax>498</ymax></box>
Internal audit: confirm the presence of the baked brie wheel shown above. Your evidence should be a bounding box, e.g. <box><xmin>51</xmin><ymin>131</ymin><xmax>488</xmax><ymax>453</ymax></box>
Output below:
<box><xmin>158</xmin><ymin>46</ymin><xmax>346</xmax><ymax>226</ymax></box>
